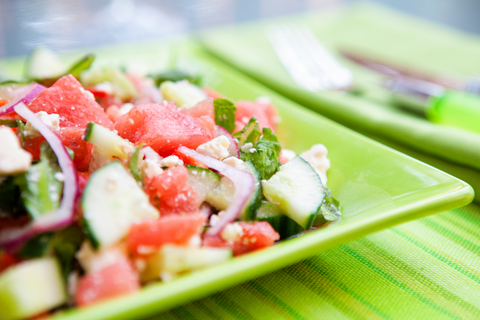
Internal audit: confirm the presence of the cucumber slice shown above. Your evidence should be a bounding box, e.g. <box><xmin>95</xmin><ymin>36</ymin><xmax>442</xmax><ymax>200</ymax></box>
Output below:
<box><xmin>204</xmin><ymin>161</ymin><xmax>261</xmax><ymax>221</ymax></box>
<box><xmin>185</xmin><ymin>165</ymin><xmax>221</xmax><ymax>202</ymax></box>
<box><xmin>160</xmin><ymin>80</ymin><xmax>207</xmax><ymax>108</ymax></box>
<box><xmin>205</xmin><ymin>176</ymin><xmax>234</xmax><ymax>211</ymax></box>
<box><xmin>262</xmin><ymin>156</ymin><xmax>325</xmax><ymax>229</ymax></box>
<box><xmin>238</xmin><ymin>161</ymin><xmax>262</xmax><ymax>221</ymax></box>
<box><xmin>256</xmin><ymin>201</ymin><xmax>304</xmax><ymax>239</ymax></box>
<box><xmin>82</xmin><ymin>161</ymin><xmax>159</xmax><ymax>248</ymax></box>
<box><xmin>80</xmin><ymin>67</ymin><xmax>137</xmax><ymax>100</ymax></box>
<box><xmin>84</xmin><ymin>122</ymin><xmax>132</xmax><ymax>159</ymax></box>
<box><xmin>25</xmin><ymin>47</ymin><xmax>64</xmax><ymax>79</ymax></box>
<box><xmin>142</xmin><ymin>244</ymin><xmax>232</xmax><ymax>282</ymax></box>
<box><xmin>0</xmin><ymin>257</ymin><xmax>67</xmax><ymax>320</ymax></box>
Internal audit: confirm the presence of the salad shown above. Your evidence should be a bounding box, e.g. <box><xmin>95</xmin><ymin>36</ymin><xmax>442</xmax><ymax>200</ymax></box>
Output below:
<box><xmin>0</xmin><ymin>48</ymin><xmax>340</xmax><ymax>320</ymax></box>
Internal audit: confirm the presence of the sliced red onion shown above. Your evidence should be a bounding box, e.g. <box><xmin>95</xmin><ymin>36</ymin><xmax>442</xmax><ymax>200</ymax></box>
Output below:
<box><xmin>0</xmin><ymin>83</ymin><xmax>45</xmax><ymax>118</ymax></box>
<box><xmin>214</xmin><ymin>125</ymin><xmax>239</xmax><ymax>158</ymax></box>
<box><xmin>177</xmin><ymin>146</ymin><xmax>254</xmax><ymax>235</ymax></box>
<box><xmin>0</xmin><ymin>102</ymin><xmax>78</xmax><ymax>251</ymax></box>
<box><xmin>199</xmin><ymin>203</ymin><xmax>213</xmax><ymax>220</ymax></box>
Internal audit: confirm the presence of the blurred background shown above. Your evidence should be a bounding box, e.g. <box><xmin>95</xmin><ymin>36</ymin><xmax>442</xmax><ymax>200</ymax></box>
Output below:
<box><xmin>0</xmin><ymin>0</ymin><xmax>479</xmax><ymax>58</ymax></box>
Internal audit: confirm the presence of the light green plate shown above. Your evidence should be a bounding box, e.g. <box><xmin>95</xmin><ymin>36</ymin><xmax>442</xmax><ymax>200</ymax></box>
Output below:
<box><xmin>1</xmin><ymin>40</ymin><xmax>473</xmax><ymax>320</ymax></box>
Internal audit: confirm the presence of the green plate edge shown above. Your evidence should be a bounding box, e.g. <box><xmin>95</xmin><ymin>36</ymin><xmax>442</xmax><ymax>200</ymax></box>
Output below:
<box><xmin>1</xmin><ymin>39</ymin><xmax>473</xmax><ymax>320</ymax></box>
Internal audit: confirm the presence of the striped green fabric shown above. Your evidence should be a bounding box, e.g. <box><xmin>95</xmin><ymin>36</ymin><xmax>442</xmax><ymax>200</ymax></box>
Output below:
<box><xmin>148</xmin><ymin>204</ymin><xmax>480</xmax><ymax>320</ymax></box>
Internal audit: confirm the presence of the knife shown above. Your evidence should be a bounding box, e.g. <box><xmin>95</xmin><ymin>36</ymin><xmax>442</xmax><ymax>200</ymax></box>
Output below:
<box><xmin>341</xmin><ymin>50</ymin><xmax>480</xmax><ymax>135</ymax></box>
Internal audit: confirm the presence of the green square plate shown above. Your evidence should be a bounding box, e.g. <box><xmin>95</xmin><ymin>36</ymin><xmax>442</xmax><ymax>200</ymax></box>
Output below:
<box><xmin>1</xmin><ymin>40</ymin><xmax>473</xmax><ymax>320</ymax></box>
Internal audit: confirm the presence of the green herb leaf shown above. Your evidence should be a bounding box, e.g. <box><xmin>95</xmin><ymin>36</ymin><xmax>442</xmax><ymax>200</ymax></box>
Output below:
<box><xmin>16</xmin><ymin>232</ymin><xmax>55</xmax><ymax>259</ymax></box>
<box><xmin>241</xmin><ymin>140</ymin><xmax>279</xmax><ymax>180</ymax></box>
<box><xmin>52</xmin><ymin>225</ymin><xmax>84</xmax><ymax>281</ymax></box>
<box><xmin>15</xmin><ymin>142</ymin><xmax>63</xmax><ymax>219</ymax></box>
<box><xmin>314</xmin><ymin>188</ymin><xmax>341</xmax><ymax>226</ymax></box>
<box><xmin>260</xmin><ymin>127</ymin><xmax>281</xmax><ymax>155</ymax></box>
<box><xmin>67</xmin><ymin>54</ymin><xmax>95</xmax><ymax>79</ymax></box>
<box><xmin>233</xmin><ymin>117</ymin><xmax>261</xmax><ymax>146</ymax></box>
<box><xmin>214</xmin><ymin>98</ymin><xmax>236</xmax><ymax>133</ymax></box>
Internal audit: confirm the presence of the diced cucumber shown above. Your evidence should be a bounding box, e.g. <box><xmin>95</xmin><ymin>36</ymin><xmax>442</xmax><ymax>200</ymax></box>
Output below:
<box><xmin>262</xmin><ymin>156</ymin><xmax>325</xmax><ymax>230</ymax></box>
<box><xmin>205</xmin><ymin>161</ymin><xmax>261</xmax><ymax>221</ymax></box>
<box><xmin>0</xmin><ymin>257</ymin><xmax>67</xmax><ymax>320</ymax></box>
<box><xmin>81</xmin><ymin>67</ymin><xmax>137</xmax><ymax>100</ymax></box>
<box><xmin>238</xmin><ymin>161</ymin><xmax>262</xmax><ymax>221</ymax></box>
<box><xmin>25</xmin><ymin>47</ymin><xmax>65</xmax><ymax>79</ymax></box>
<box><xmin>185</xmin><ymin>165</ymin><xmax>221</xmax><ymax>202</ymax></box>
<box><xmin>141</xmin><ymin>244</ymin><xmax>232</xmax><ymax>282</ymax></box>
<box><xmin>84</xmin><ymin>122</ymin><xmax>133</xmax><ymax>159</ymax></box>
<box><xmin>205</xmin><ymin>176</ymin><xmax>234</xmax><ymax>211</ymax></box>
<box><xmin>82</xmin><ymin>161</ymin><xmax>159</xmax><ymax>248</ymax></box>
<box><xmin>256</xmin><ymin>201</ymin><xmax>304</xmax><ymax>239</ymax></box>
<box><xmin>160</xmin><ymin>80</ymin><xmax>207</xmax><ymax>108</ymax></box>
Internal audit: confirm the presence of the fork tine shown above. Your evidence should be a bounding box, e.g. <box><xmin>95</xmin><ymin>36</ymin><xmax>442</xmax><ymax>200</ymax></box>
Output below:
<box><xmin>267</xmin><ymin>23</ymin><xmax>352</xmax><ymax>91</ymax></box>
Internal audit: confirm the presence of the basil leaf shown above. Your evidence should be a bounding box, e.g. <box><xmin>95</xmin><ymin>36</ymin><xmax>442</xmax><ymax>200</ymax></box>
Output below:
<box><xmin>15</xmin><ymin>142</ymin><xmax>63</xmax><ymax>219</ymax></box>
<box><xmin>67</xmin><ymin>54</ymin><xmax>95</xmax><ymax>79</ymax></box>
<box><xmin>233</xmin><ymin>117</ymin><xmax>261</xmax><ymax>147</ymax></box>
<box><xmin>214</xmin><ymin>98</ymin><xmax>236</xmax><ymax>133</ymax></box>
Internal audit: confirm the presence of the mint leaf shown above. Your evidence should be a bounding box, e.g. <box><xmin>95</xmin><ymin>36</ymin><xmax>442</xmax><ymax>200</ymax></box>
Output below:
<box><xmin>15</xmin><ymin>142</ymin><xmax>63</xmax><ymax>219</ymax></box>
<box><xmin>67</xmin><ymin>54</ymin><xmax>95</xmax><ymax>79</ymax></box>
<box><xmin>261</xmin><ymin>127</ymin><xmax>281</xmax><ymax>154</ymax></box>
<box><xmin>233</xmin><ymin>117</ymin><xmax>261</xmax><ymax>146</ymax></box>
<box><xmin>241</xmin><ymin>140</ymin><xmax>279</xmax><ymax>180</ymax></box>
<box><xmin>214</xmin><ymin>98</ymin><xmax>236</xmax><ymax>133</ymax></box>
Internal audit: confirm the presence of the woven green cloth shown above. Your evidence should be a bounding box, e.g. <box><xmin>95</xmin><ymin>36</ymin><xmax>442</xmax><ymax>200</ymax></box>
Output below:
<box><xmin>149</xmin><ymin>203</ymin><xmax>480</xmax><ymax>320</ymax></box>
<box><xmin>197</xmin><ymin>3</ymin><xmax>480</xmax><ymax>203</ymax></box>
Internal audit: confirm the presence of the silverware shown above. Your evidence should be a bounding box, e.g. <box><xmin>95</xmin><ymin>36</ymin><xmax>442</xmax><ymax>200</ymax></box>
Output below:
<box><xmin>266</xmin><ymin>23</ymin><xmax>352</xmax><ymax>91</ymax></box>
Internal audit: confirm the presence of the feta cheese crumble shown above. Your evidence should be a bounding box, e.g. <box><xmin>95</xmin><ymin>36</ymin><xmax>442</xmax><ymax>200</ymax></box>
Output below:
<box><xmin>221</xmin><ymin>222</ymin><xmax>244</xmax><ymax>243</ymax></box>
<box><xmin>223</xmin><ymin>156</ymin><xmax>244</xmax><ymax>168</ymax></box>
<box><xmin>160</xmin><ymin>155</ymin><xmax>184</xmax><ymax>168</ymax></box>
<box><xmin>300</xmin><ymin>144</ymin><xmax>330</xmax><ymax>185</ymax></box>
<box><xmin>240</xmin><ymin>142</ymin><xmax>253</xmax><ymax>152</ymax></box>
<box><xmin>0</xmin><ymin>127</ymin><xmax>32</xmax><ymax>174</ymax></box>
<box><xmin>24</xmin><ymin>111</ymin><xmax>60</xmax><ymax>139</ymax></box>
<box><xmin>196</xmin><ymin>136</ymin><xmax>230</xmax><ymax>160</ymax></box>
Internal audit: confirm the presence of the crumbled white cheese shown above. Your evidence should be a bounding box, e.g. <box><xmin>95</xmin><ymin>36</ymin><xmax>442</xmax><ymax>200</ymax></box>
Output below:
<box><xmin>142</xmin><ymin>158</ymin><xmax>163</xmax><ymax>179</ymax></box>
<box><xmin>240</xmin><ymin>142</ymin><xmax>253</xmax><ymax>152</ymax></box>
<box><xmin>209</xmin><ymin>211</ymin><xmax>227</xmax><ymax>227</ymax></box>
<box><xmin>300</xmin><ymin>144</ymin><xmax>330</xmax><ymax>185</ymax></box>
<box><xmin>119</xmin><ymin>103</ymin><xmax>134</xmax><ymax>116</ymax></box>
<box><xmin>188</xmin><ymin>235</ymin><xmax>202</xmax><ymax>247</ymax></box>
<box><xmin>95</xmin><ymin>81</ymin><xmax>114</xmax><ymax>95</ymax></box>
<box><xmin>249</xmin><ymin>148</ymin><xmax>257</xmax><ymax>153</ymax></box>
<box><xmin>280</xmin><ymin>149</ymin><xmax>296</xmax><ymax>162</ymax></box>
<box><xmin>75</xmin><ymin>241</ymin><xmax>126</xmax><ymax>274</ymax></box>
<box><xmin>67</xmin><ymin>272</ymin><xmax>79</xmax><ymax>297</ymax></box>
<box><xmin>220</xmin><ymin>222</ymin><xmax>244</xmax><ymax>243</ymax></box>
<box><xmin>160</xmin><ymin>155</ymin><xmax>184</xmax><ymax>168</ymax></box>
<box><xmin>223</xmin><ymin>156</ymin><xmax>244</xmax><ymax>168</ymax></box>
<box><xmin>196</xmin><ymin>136</ymin><xmax>230</xmax><ymax>160</ymax></box>
<box><xmin>24</xmin><ymin>111</ymin><xmax>60</xmax><ymax>139</ymax></box>
<box><xmin>0</xmin><ymin>127</ymin><xmax>32</xmax><ymax>174</ymax></box>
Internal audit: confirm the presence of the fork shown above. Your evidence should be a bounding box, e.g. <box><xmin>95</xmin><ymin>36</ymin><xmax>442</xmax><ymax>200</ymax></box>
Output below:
<box><xmin>267</xmin><ymin>23</ymin><xmax>352</xmax><ymax>91</ymax></box>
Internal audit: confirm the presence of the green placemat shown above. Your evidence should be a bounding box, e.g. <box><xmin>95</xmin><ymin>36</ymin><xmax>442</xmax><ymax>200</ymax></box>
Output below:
<box><xmin>197</xmin><ymin>2</ymin><xmax>480</xmax><ymax>203</ymax></box>
<box><xmin>149</xmin><ymin>203</ymin><xmax>480</xmax><ymax>320</ymax></box>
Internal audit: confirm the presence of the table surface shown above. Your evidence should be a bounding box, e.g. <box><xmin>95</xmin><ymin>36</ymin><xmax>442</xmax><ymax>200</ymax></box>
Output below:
<box><xmin>0</xmin><ymin>0</ymin><xmax>479</xmax><ymax>58</ymax></box>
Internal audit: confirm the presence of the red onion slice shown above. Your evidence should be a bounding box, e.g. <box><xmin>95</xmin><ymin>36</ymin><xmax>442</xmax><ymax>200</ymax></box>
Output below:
<box><xmin>0</xmin><ymin>83</ymin><xmax>45</xmax><ymax>118</ymax></box>
<box><xmin>0</xmin><ymin>102</ymin><xmax>78</xmax><ymax>251</ymax></box>
<box><xmin>213</xmin><ymin>125</ymin><xmax>239</xmax><ymax>158</ymax></box>
<box><xmin>177</xmin><ymin>146</ymin><xmax>254</xmax><ymax>235</ymax></box>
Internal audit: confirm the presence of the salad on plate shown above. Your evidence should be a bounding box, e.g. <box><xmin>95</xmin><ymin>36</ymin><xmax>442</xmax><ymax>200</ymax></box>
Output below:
<box><xmin>0</xmin><ymin>48</ymin><xmax>340</xmax><ymax>320</ymax></box>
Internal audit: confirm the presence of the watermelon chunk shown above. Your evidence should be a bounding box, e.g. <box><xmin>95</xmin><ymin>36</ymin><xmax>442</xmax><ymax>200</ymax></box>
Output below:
<box><xmin>28</xmin><ymin>75</ymin><xmax>113</xmax><ymax>129</ymax></box>
<box><xmin>74</xmin><ymin>258</ymin><xmax>139</xmax><ymax>307</ymax></box>
<box><xmin>127</xmin><ymin>214</ymin><xmax>204</xmax><ymax>256</ymax></box>
<box><xmin>234</xmin><ymin>100</ymin><xmax>277</xmax><ymax>133</ymax></box>
<box><xmin>203</xmin><ymin>221</ymin><xmax>279</xmax><ymax>256</ymax></box>
<box><xmin>114</xmin><ymin>103</ymin><xmax>214</xmax><ymax>157</ymax></box>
